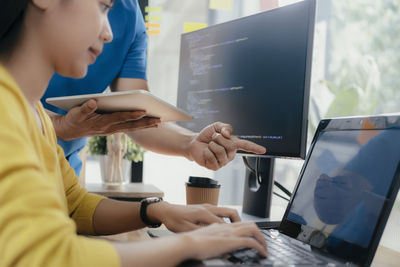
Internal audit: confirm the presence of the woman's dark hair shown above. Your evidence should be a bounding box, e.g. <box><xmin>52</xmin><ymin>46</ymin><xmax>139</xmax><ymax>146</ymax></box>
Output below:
<box><xmin>0</xmin><ymin>1</ymin><xmax>30</xmax><ymax>55</ymax></box>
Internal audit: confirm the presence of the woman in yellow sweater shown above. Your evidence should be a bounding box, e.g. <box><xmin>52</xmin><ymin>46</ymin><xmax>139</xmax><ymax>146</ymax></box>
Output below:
<box><xmin>0</xmin><ymin>1</ymin><xmax>267</xmax><ymax>266</ymax></box>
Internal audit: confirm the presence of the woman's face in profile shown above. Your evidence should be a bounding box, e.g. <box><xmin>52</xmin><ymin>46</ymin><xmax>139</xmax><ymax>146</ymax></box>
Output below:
<box><xmin>32</xmin><ymin>0</ymin><xmax>114</xmax><ymax>78</ymax></box>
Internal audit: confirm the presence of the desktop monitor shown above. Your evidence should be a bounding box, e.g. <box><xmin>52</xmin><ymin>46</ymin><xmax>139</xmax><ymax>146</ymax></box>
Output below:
<box><xmin>177</xmin><ymin>0</ymin><xmax>316</xmax><ymax>217</ymax></box>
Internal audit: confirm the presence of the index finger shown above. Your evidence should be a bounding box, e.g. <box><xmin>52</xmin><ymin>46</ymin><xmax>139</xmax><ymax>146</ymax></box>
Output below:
<box><xmin>235</xmin><ymin>222</ymin><xmax>267</xmax><ymax>250</ymax></box>
<box><xmin>233</xmin><ymin>137</ymin><xmax>266</xmax><ymax>154</ymax></box>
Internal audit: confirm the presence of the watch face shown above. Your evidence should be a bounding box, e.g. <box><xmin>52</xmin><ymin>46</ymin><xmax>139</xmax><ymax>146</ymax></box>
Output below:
<box><xmin>147</xmin><ymin>197</ymin><xmax>162</xmax><ymax>203</ymax></box>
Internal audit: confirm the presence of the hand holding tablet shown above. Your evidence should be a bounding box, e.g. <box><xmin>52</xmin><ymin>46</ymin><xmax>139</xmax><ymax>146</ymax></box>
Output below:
<box><xmin>46</xmin><ymin>90</ymin><xmax>193</xmax><ymax>122</ymax></box>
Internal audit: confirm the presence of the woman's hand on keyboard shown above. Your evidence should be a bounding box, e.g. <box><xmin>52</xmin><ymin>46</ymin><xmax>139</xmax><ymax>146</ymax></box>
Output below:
<box><xmin>181</xmin><ymin>221</ymin><xmax>267</xmax><ymax>260</ymax></box>
<box><xmin>148</xmin><ymin>202</ymin><xmax>241</xmax><ymax>232</ymax></box>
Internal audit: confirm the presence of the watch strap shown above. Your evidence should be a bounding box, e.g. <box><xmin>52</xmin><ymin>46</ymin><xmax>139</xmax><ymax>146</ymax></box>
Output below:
<box><xmin>140</xmin><ymin>197</ymin><xmax>163</xmax><ymax>228</ymax></box>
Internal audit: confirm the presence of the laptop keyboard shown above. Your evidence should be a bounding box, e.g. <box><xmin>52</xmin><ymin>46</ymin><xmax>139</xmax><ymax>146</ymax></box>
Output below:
<box><xmin>228</xmin><ymin>229</ymin><xmax>328</xmax><ymax>265</ymax></box>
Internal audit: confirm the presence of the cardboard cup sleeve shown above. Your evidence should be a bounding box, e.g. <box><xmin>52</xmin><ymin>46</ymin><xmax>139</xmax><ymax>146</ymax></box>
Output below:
<box><xmin>186</xmin><ymin>186</ymin><xmax>220</xmax><ymax>205</ymax></box>
<box><xmin>185</xmin><ymin>176</ymin><xmax>221</xmax><ymax>205</ymax></box>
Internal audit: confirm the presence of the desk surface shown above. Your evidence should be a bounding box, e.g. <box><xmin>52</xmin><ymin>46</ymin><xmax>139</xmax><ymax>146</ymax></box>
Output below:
<box><xmin>86</xmin><ymin>183</ymin><xmax>164</xmax><ymax>199</ymax></box>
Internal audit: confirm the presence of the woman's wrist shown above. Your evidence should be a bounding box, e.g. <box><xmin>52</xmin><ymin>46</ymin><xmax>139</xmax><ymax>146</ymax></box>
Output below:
<box><xmin>177</xmin><ymin>131</ymin><xmax>196</xmax><ymax>162</ymax></box>
<box><xmin>146</xmin><ymin>200</ymin><xmax>169</xmax><ymax>225</ymax></box>
<box><xmin>112</xmin><ymin>234</ymin><xmax>194</xmax><ymax>267</ymax></box>
<box><xmin>175</xmin><ymin>233</ymin><xmax>198</xmax><ymax>260</ymax></box>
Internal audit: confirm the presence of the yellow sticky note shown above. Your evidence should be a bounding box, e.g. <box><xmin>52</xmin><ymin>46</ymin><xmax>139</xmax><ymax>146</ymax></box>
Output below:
<box><xmin>147</xmin><ymin>29</ymin><xmax>161</xmax><ymax>36</ymax></box>
<box><xmin>145</xmin><ymin>22</ymin><xmax>161</xmax><ymax>29</ymax></box>
<box><xmin>145</xmin><ymin>6</ymin><xmax>163</xmax><ymax>13</ymax></box>
<box><xmin>209</xmin><ymin>0</ymin><xmax>233</xmax><ymax>11</ymax></box>
<box><xmin>145</xmin><ymin>15</ymin><xmax>162</xmax><ymax>22</ymax></box>
<box><xmin>184</xmin><ymin>22</ymin><xmax>208</xmax><ymax>33</ymax></box>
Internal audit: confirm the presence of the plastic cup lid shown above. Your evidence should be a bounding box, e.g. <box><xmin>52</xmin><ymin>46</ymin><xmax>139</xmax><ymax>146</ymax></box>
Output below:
<box><xmin>186</xmin><ymin>176</ymin><xmax>221</xmax><ymax>188</ymax></box>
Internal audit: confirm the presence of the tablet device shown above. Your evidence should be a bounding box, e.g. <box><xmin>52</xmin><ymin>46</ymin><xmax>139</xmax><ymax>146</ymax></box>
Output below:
<box><xmin>46</xmin><ymin>90</ymin><xmax>193</xmax><ymax>122</ymax></box>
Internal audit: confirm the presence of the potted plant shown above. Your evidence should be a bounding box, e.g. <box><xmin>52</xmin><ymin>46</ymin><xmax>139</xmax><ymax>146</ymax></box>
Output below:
<box><xmin>87</xmin><ymin>135</ymin><xmax>145</xmax><ymax>186</ymax></box>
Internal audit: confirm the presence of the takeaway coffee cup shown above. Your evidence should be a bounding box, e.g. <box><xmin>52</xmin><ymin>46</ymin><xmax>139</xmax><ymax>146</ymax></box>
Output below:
<box><xmin>186</xmin><ymin>176</ymin><xmax>221</xmax><ymax>205</ymax></box>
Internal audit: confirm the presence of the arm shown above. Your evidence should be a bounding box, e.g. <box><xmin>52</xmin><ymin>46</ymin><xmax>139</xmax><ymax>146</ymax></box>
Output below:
<box><xmin>112</xmin><ymin>78</ymin><xmax>267</xmax><ymax>170</ymax></box>
<box><xmin>127</xmin><ymin>121</ymin><xmax>196</xmax><ymax>158</ymax></box>
<box><xmin>92</xmin><ymin>198</ymin><xmax>241</xmax><ymax>235</ymax></box>
<box><xmin>0</xmin><ymin>105</ymin><xmax>119</xmax><ymax>267</ymax></box>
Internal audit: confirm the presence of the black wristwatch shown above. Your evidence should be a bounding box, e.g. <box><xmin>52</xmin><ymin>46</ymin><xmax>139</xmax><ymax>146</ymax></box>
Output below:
<box><xmin>140</xmin><ymin>197</ymin><xmax>163</xmax><ymax>228</ymax></box>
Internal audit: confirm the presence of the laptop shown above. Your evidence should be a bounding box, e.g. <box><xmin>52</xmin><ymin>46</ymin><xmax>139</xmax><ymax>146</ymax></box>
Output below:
<box><xmin>183</xmin><ymin>115</ymin><xmax>400</xmax><ymax>266</ymax></box>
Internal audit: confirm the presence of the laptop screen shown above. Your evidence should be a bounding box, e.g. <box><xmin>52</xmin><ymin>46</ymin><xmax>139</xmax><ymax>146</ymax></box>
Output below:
<box><xmin>280</xmin><ymin>117</ymin><xmax>400</xmax><ymax>265</ymax></box>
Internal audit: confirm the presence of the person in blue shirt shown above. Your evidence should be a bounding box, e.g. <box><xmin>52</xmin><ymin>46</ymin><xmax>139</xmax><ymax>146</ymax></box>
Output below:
<box><xmin>41</xmin><ymin>0</ymin><xmax>266</xmax><ymax>175</ymax></box>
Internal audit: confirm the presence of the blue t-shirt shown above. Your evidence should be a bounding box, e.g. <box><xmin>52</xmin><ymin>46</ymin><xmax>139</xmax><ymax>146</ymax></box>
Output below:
<box><xmin>41</xmin><ymin>0</ymin><xmax>148</xmax><ymax>175</ymax></box>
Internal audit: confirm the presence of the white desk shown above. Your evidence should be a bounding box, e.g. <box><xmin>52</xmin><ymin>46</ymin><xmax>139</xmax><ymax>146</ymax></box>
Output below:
<box><xmin>86</xmin><ymin>183</ymin><xmax>164</xmax><ymax>201</ymax></box>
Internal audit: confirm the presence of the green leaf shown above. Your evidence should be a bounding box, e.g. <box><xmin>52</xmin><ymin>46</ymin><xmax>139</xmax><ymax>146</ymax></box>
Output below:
<box><xmin>87</xmin><ymin>135</ymin><xmax>145</xmax><ymax>162</ymax></box>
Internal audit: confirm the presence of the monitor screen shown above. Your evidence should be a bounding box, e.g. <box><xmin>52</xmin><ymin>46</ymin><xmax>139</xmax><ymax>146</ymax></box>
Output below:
<box><xmin>288</xmin><ymin>129</ymin><xmax>399</xmax><ymax>247</ymax></box>
<box><xmin>283</xmin><ymin>122</ymin><xmax>400</xmax><ymax>264</ymax></box>
<box><xmin>177</xmin><ymin>0</ymin><xmax>315</xmax><ymax>158</ymax></box>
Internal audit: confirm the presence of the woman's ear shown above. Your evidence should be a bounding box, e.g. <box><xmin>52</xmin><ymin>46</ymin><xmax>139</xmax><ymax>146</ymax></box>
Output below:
<box><xmin>31</xmin><ymin>0</ymin><xmax>52</xmax><ymax>10</ymax></box>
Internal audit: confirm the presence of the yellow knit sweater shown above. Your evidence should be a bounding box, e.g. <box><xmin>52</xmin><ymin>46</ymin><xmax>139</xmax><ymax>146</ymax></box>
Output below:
<box><xmin>0</xmin><ymin>65</ymin><xmax>119</xmax><ymax>267</ymax></box>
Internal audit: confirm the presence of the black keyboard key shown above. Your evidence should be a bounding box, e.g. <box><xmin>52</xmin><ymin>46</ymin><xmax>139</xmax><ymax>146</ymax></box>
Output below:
<box><xmin>227</xmin><ymin>229</ymin><xmax>328</xmax><ymax>265</ymax></box>
<box><xmin>229</xmin><ymin>248</ymin><xmax>265</xmax><ymax>264</ymax></box>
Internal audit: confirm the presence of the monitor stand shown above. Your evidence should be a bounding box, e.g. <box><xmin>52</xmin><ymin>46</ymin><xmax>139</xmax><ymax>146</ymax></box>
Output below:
<box><xmin>242</xmin><ymin>157</ymin><xmax>274</xmax><ymax>218</ymax></box>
